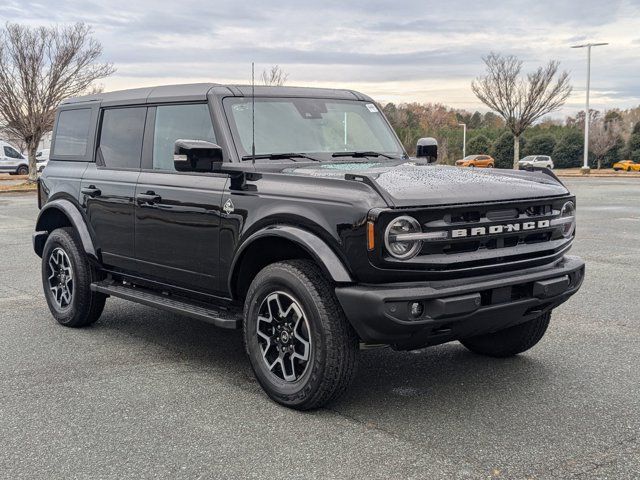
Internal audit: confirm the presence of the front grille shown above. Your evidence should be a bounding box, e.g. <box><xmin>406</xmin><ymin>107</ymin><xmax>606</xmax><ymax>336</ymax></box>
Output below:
<box><xmin>377</xmin><ymin>196</ymin><xmax>574</xmax><ymax>275</ymax></box>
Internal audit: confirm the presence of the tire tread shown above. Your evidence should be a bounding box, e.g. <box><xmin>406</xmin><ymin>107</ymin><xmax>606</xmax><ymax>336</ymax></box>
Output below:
<box><xmin>42</xmin><ymin>227</ymin><xmax>106</xmax><ymax>327</ymax></box>
<box><xmin>243</xmin><ymin>259</ymin><xmax>358</xmax><ymax>410</ymax></box>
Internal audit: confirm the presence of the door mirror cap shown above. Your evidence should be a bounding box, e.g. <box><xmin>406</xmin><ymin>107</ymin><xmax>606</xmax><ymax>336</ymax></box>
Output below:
<box><xmin>416</xmin><ymin>137</ymin><xmax>438</xmax><ymax>163</ymax></box>
<box><xmin>174</xmin><ymin>139</ymin><xmax>223</xmax><ymax>172</ymax></box>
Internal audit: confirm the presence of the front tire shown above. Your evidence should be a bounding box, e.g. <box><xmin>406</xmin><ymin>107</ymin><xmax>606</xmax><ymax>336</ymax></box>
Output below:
<box><xmin>41</xmin><ymin>227</ymin><xmax>106</xmax><ymax>327</ymax></box>
<box><xmin>243</xmin><ymin>260</ymin><xmax>358</xmax><ymax>410</ymax></box>
<box><xmin>460</xmin><ymin>312</ymin><xmax>551</xmax><ymax>357</ymax></box>
<box><xmin>17</xmin><ymin>165</ymin><xmax>28</xmax><ymax>175</ymax></box>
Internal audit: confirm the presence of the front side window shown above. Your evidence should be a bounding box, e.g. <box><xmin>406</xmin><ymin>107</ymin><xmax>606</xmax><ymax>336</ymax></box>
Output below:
<box><xmin>153</xmin><ymin>104</ymin><xmax>215</xmax><ymax>171</ymax></box>
<box><xmin>98</xmin><ymin>107</ymin><xmax>146</xmax><ymax>169</ymax></box>
<box><xmin>223</xmin><ymin>97</ymin><xmax>404</xmax><ymax>159</ymax></box>
<box><xmin>4</xmin><ymin>146</ymin><xmax>22</xmax><ymax>159</ymax></box>
<box><xmin>53</xmin><ymin>108</ymin><xmax>91</xmax><ymax>156</ymax></box>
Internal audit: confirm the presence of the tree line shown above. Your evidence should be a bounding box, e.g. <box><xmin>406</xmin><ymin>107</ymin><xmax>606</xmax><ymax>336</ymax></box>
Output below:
<box><xmin>383</xmin><ymin>102</ymin><xmax>640</xmax><ymax>169</ymax></box>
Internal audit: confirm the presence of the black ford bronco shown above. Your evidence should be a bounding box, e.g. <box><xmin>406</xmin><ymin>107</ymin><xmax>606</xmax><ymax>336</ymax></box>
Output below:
<box><xmin>33</xmin><ymin>84</ymin><xmax>584</xmax><ymax>409</ymax></box>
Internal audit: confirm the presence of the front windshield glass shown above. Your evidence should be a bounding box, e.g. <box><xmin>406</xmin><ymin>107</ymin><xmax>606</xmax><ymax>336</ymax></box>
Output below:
<box><xmin>223</xmin><ymin>97</ymin><xmax>405</xmax><ymax>159</ymax></box>
<box><xmin>520</xmin><ymin>156</ymin><xmax>535</xmax><ymax>161</ymax></box>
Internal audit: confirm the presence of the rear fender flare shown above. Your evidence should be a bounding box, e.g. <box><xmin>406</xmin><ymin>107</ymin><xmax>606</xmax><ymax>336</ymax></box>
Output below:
<box><xmin>33</xmin><ymin>199</ymin><xmax>97</xmax><ymax>260</ymax></box>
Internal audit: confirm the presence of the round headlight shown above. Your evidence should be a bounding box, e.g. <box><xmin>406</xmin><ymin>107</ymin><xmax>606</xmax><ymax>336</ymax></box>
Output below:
<box><xmin>560</xmin><ymin>201</ymin><xmax>576</xmax><ymax>238</ymax></box>
<box><xmin>384</xmin><ymin>216</ymin><xmax>422</xmax><ymax>260</ymax></box>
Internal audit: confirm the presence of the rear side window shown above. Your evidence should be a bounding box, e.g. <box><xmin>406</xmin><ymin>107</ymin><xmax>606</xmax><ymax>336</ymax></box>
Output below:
<box><xmin>152</xmin><ymin>104</ymin><xmax>215</xmax><ymax>171</ymax></box>
<box><xmin>98</xmin><ymin>107</ymin><xmax>146</xmax><ymax>169</ymax></box>
<box><xmin>53</xmin><ymin>108</ymin><xmax>91</xmax><ymax>156</ymax></box>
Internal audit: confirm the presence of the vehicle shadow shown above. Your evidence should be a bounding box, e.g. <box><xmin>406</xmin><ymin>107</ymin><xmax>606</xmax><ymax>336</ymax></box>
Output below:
<box><xmin>94</xmin><ymin>300</ymin><xmax>554</xmax><ymax>416</ymax></box>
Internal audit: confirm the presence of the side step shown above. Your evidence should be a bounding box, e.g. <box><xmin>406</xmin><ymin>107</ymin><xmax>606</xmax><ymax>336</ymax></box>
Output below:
<box><xmin>91</xmin><ymin>281</ymin><xmax>242</xmax><ymax>329</ymax></box>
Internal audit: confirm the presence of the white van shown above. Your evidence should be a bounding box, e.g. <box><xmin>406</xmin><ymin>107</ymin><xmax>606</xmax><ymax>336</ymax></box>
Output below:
<box><xmin>36</xmin><ymin>148</ymin><xmax>50</xmax><ymax>172</ymax></box>
<box><xmin>0</xmin><ymin>140</ymin><xmax>29</xmax><ymax>175</ymax></box>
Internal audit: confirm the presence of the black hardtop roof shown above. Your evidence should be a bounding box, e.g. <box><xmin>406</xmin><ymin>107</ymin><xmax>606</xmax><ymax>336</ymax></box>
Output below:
<box><xmin>61</xmin><ymin>83</ymin><xmax>374</xmax><ymax>107</ymax></box>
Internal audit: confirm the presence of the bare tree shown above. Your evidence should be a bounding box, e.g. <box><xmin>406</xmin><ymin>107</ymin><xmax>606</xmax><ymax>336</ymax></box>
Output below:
<box><xmin>260</xmin><ymin>65</ymin><xmax>288</xmax><ymax>86</ymax></box>
<box><xmin>590</xmin><ymin>116</ymin><xmax>622</xmax><ymax>169</ymax></box>
<box><xmin>472</xmin><ymin>52</ymin><xmax>572</xmax><ymax>168</ymax></box>
<box><xmin>0</xmin><ymin>23</ymin><xmax>114</xmax><ymax>181</ymax></box>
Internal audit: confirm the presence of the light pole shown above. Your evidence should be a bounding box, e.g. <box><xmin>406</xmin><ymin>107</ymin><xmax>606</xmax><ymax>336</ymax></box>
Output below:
<box><xmin>571</xmin><ymin>42</ymin><xmax>608</xmax><ymax>173</ymax></box>
<box><xmin>458</xmin><ymin>123</ymin><xmax>466</xmax><ymax>159</ymax></box>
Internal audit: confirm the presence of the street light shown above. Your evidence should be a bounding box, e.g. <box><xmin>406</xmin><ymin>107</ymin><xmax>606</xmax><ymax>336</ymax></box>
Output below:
<box><xmin>571</xmin><ymin>42</ymin><xmax>608</xmax><ymax>173</ymax></box>
<box><xmin>458</xmin><ymin>123</ymin><xmax>466</xmax><ymax>159</ymax></box>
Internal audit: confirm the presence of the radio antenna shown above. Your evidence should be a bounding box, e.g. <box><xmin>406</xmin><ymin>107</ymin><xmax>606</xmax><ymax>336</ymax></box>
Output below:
<box><xmin>251</xmin><ymin>62</ymin><xmax>256</xmax><ymax>165</ymax></box>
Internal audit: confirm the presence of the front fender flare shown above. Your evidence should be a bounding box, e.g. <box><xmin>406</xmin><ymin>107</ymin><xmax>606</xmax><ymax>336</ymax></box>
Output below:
<box><xmin>33</xmin><ymin>199</ymin><xmax>97</xmax><ymax>260</ymax></box>
<box><xmin>229</xmin><ymin>225</ymin><xmax>354</xmax><ymax>292</ymax></box>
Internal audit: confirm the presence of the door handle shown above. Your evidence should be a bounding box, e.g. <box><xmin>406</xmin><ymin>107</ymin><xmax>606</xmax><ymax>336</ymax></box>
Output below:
<box><xmin>81</xmin><ymin>186</ymin><xmax>101</xmax><ymax>198</ymax></box>
<box><xmin>136</xmin><ymin>192</ymin><xmax>161</xmax><ymax>204</ymax></box>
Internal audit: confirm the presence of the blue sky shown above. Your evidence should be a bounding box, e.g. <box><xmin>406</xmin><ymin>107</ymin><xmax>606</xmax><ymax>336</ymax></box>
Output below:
<box><xmin>2</xmin><ymin>0</ymin><xmax>639</xmax><ymax>116</ymax></box>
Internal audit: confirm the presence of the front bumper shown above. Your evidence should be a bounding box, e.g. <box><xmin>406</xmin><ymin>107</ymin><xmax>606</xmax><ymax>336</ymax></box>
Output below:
<box><xmin>335</xmin><ymin>255</ymin><xmax>585</xmax><ymax>350</ymax></box>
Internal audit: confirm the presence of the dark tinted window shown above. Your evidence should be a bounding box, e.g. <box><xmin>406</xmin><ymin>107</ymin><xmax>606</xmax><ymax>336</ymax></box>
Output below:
<box><xmin>53</xmin><ymin>108</ymin><xmax>91</xmax><ymax>156</ymax></box>
<box><xmin>4</xmin><ymin>146</ymin><xmax>22</xmax><ymax>159</ymax></box>
<box><xmin>153</xmin><ymin>104</ymin><xmax>215</xmax><ymax>171</ymax></box>
<box><xmin>98</xmin><ymin>107</ymin><xmax>146</xmax><ymax>169</ymax></box>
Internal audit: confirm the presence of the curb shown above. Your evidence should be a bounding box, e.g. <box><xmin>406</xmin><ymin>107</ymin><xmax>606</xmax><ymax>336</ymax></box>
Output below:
<box><xmin>0</xmin><ymin>175</ymin><xmax>29</xmax><ymax>181</ymax></box>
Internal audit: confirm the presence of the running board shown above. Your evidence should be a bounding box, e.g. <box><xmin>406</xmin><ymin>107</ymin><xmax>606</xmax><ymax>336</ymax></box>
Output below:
<box><xmin>91</xmin><ymin>281</ymin><xmax>242</xmax><ymax>329</ymax></box>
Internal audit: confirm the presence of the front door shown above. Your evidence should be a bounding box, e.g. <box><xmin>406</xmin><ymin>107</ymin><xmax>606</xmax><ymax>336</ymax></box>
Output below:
<box><xmin>81</xmin><ymin>106</ymin><xmax>146</xmax><ymax>270</ymax></box>
<box><xmin>134</xmin><ymin>104</ymin><xmax>228</xmax><ymax>294</ymax></box>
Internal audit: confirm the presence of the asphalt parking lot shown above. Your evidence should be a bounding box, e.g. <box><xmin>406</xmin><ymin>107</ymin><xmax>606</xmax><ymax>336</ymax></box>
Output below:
<box><xmin>0</xmin><ymin>179</ymin><xmax>638</xmax><ymax>479</ymax></box>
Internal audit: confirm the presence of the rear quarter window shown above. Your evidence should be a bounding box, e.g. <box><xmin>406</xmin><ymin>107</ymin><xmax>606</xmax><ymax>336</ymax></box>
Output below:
<box><xmin>53</xmin><ymin>108</ymin><xmax>92</xmax><ymax>156</ymax></box>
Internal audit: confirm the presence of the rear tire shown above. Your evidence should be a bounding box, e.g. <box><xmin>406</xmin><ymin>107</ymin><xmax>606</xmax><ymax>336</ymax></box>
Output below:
<box><xmin>460</xmin><ymin>312</ymin><xmax>551</xmax><ymax>358</ymax></box>
<box><xmin>41</xmin><ymin>227</ymin><xmax>106</xmax><ymax>327</ymax></box>
<box><xmin>243</xmin><ymin>259</ymin><xmax>358</xmax><ymax>410</ymax></box>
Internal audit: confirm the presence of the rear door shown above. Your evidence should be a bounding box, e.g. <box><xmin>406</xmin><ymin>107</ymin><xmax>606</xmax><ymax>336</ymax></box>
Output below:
<box><xmin>534</xmin><ymin>156</ymin><xmax>547</xmax><ymax>167</ymax></box>
<box><xmin>81</xmin><ymin>106</ymin><xmax>146</xmax><ymax>271</ymax></box>
<box><xmin>134</xmin><ymin>103</ymin><xmax>228</xmax><ymax>294</ymax></box>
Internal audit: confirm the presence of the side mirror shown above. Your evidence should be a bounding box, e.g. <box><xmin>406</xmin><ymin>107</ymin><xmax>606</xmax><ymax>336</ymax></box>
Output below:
<box><xmin>416</xmin><ymin>137</ymin><xmax>438</xmax><ymax>163</ymax></box>
<box><xmin>174</xmin><ymin>139</ymin><xmax>223</xmax><ymax>172</ymax></box>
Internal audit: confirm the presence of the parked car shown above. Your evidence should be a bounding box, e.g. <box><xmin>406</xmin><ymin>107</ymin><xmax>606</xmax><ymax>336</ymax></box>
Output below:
<box><xmin>518</xmin><ymin>155</ymin><xmax>554</xmax><ymax>170</ymax></box>
<box><xmin>0</xmin><ymin>140</ymin><xmax>29</xmax><ymax>175</ymax></box>
<box><xmin>33</xmin><ymin>84</ymin><xmax>584</xmax><ymax>410</ymax></box>
<box><xmin>36</xmin><ymin>149</ymin><xmax>50</xmax><ymax>172</ymax></box>
<box><xmin>455</xmin><ymin>154</ymin><xmax>495</xmax><ymax>168</ymax></box>
<box><xmin>612</xmin><ymin>160</ymin><xmax>640</xmax><ymax>172</ymax></box>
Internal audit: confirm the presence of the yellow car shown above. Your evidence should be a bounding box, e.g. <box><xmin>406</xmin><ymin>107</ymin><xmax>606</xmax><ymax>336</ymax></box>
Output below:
<box><xmin>612</xmin><ymin>160</ymin><xmax>640</xmax><ymax>172</ymax></box>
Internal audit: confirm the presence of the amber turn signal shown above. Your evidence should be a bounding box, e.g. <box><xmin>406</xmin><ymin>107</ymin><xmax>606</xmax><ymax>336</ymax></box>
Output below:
<box><xmin>367</xmin><ymin>221</ymin><xmax>375</xmax><ymax>251</ymax></box>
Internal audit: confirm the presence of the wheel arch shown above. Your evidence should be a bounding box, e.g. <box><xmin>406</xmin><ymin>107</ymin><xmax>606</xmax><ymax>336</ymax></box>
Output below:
<box><xmin>229</xmin><ymin>225</ymin><xmax>353</xmax><ymax>301</ymax></box>
<box><xmin>33</xmin><ymin>199</ymin><xmax>97</xmax><ymax>261</ymax></box>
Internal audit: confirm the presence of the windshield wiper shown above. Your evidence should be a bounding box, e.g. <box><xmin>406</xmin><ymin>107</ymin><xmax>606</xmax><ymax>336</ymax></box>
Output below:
<box><xmin>241</xmin><ymin>152</ymin><xmax>321</xmax><ymax>162</ymax></box>
<box><xmin>331</xmin><ymin>151</ymin><xmax>397</xmax><ymax>159</ymax></box>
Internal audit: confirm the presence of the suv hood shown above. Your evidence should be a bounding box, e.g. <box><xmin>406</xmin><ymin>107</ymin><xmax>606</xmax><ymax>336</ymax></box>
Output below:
<box><xmin>282</xmin><ymin>161</ymin><xmax>568</xmax><ymax>207</ymax></box>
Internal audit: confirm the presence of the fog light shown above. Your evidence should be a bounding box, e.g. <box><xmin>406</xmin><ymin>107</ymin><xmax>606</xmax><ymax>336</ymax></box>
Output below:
<box><xmin>409</xmin><ymin>301</ymin><xmax>424</xmax><ymax>319</ymax></box>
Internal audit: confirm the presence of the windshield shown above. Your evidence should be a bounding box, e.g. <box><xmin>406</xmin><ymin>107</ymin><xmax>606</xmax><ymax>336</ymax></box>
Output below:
<box><xmin>520</xmin><ymin>156</ymin><xmax>535</xmax><ymax>161</ymax></box>
<box><xmin>463</xmin><ymin>155</ymin><xmax>478</xmax><ymax>160</ymax></box>
<box><xmin>223</xmin><ymin>97</ymin><xmax>405</xmax><ymax>159</ymax></box>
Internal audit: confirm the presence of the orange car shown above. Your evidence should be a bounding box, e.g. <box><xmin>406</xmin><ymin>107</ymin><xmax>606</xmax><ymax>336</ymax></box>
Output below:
<box><xmin>612</xmin><ymin>160</ymin><xmax>640</xmax><ymax>172</ymax></box>
<box><xmin>455</xmin><ymin>155</ymin><xmax>495</xmax><ymax>168</ymax></box>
